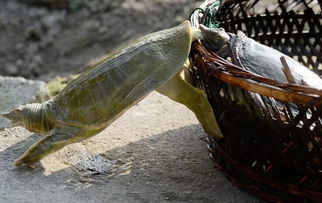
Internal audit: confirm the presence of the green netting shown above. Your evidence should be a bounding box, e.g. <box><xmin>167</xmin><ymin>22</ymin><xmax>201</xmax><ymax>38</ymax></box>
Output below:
<box><xmin>189</xmin><ymin>0</ymin><xmax>221</xmax><ymax>28</ymax></box>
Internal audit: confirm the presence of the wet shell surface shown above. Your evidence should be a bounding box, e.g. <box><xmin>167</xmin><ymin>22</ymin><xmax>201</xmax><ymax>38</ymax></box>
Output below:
<box><xmin>232</xmin><ymin>31</ymin><xmax>322</xmax><ymax>88</ymax></box>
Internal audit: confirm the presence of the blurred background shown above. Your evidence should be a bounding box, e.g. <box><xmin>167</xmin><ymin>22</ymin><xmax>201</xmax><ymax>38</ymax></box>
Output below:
<box><xmin>0</xmin><ymin>0</ymin><xmax>202</xmax><ymax>80</ymax></box>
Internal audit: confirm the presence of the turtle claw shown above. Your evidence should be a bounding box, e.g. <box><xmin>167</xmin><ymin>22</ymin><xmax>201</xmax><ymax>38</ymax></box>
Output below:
<box><xmin>14</xmin><ymin>156</ymin><xmax>39</xmax><ymax>169</ymax></box>
<box><xmin>14</xmin><ymin>159</ymin><xmax>37</xmax><ymax>169</ymax></box>
<box><xmin>14</xmin><ymin>159</ymin><xmax>22</xmax><ymax>167</ymax></box>
<box><xmin>14</xmin><ymin>149</ymin><xmax>41</xmax><ymax>169</ymax></box>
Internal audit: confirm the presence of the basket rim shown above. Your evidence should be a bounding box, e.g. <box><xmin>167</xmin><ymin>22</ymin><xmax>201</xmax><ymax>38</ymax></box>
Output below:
<box><xmin>191</xmin><ymin>41</ymin><xmax>322</xmax><ymax>107</ymax></box>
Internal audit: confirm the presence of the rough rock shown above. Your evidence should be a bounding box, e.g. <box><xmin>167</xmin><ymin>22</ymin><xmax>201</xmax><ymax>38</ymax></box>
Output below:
<box><xmin>0</xmin><ymin>0</ymin><xmax>202</xmax><ymax>79</ymax></box>
<box><xmin>0</xmin><ymin>76</ymin><xmax>51</xmax><ymax>129</ymax></box>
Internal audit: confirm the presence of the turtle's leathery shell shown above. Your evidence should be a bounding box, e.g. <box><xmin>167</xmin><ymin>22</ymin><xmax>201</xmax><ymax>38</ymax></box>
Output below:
<box><xmin>51</xmin><ymin>21</ymin><xmax>192</xmax><ymax>128</ymax></box>
<box><xmin>233</xmin><ymin>31</ymin><xmax>322</xmax><ymax>88</ymax></box>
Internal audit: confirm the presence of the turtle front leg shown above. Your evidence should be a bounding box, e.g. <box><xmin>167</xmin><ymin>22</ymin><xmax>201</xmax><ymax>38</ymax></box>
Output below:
<box><xmin>156</xmin><ymin>64</ymin><xmax>223</xmax><ymax>138</ymax></box>
<box><xmin>15</xmin><ymin>127</ymin><xmax>99</xmax><ymax>168</ymax></box>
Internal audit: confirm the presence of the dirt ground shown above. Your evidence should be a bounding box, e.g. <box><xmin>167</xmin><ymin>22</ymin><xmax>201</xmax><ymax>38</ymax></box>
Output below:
<box><xmin>0</xmin><ymin>92</ymin><xmax>259</xmax><ymax>202</ymax></box>
<box><xmin>0</xmin><ymin>0</ymin><xmax>202</xmax><ymax>79</ymax></box>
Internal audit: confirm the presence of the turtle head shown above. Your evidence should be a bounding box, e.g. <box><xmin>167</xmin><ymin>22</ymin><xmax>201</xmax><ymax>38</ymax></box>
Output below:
<box><xmin>1</xmin><ymin>105</ymin><xmax>25</xmax><ymax>127</ymax></box>
<box><xmin>199</xmin><ymin>25</ymin><xmax>230</xmax><ymax>51</ymax></box>
<box><xmin>1</xmin><ymin>103</ymin><xmax>51</xmax><ymax>134</ymax></box>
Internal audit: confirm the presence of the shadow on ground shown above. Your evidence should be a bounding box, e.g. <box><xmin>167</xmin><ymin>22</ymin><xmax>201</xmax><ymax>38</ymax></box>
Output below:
<box><xmin>0</xmin><ymin>92</ymin><xmax>260</xmax><ymax>202</ymax></box>
<box><xmin>0</xmin><ymin>125</ymin><xmax>259</xmax><ymax>203</ymax></box>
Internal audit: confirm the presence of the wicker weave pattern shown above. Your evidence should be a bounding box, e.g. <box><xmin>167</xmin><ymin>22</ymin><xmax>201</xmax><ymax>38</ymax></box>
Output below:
<box><xmin>217</xmin><ymin>0</ymin><xmax>322</xmax><ymax>75</ymax></box>
<box><xmin>191</xmin><ymin>42</ymin><xmax>322</xmax><ymax>201</ymax></box>
<box><xmin>190</xmin><ymin>0</ymin><xmax>322</xmax><ymax>201</ymax></box>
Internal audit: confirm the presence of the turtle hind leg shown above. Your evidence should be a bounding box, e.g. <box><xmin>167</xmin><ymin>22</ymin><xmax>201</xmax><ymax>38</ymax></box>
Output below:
<box><xmin>15</xmin><ymin>127</ymin><xmax>99</xmax><ymax>168</ymax></box>
<box><xmin>157</xmin><ymin>66</ymin><xmax>223</xmax><ymax>139</ymax></box>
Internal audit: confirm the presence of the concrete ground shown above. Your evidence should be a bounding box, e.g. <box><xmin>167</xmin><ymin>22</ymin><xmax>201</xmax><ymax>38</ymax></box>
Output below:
<box><xmin>0</xmin><ymin>92</ymin><xmax>260</xmax><ymax>203</ymax></box>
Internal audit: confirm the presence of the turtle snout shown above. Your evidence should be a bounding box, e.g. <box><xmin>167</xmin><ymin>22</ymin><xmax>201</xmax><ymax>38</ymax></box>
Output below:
<box><xmin>1</xmin><ymin>109</ymin><xmax>24</xmax><ymax>127</ymax></box>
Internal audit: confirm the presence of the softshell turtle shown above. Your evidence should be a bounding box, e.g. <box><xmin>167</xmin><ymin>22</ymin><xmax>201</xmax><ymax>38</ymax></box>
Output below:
<box><xmin>2</xmin><ymin>21</ymin><xmax>223</xmax><ymax>167</ymax></box>
<box><xmin>200</xmin><ymin>25</ymin><xmax>322</xmax><ymax>88</ymax></box>
<box><xmin>5</xmin><ymin>16</ymin><xmax>321</xmax><ymax>168</ymax></box>
<box><xmin>190</xmin><ymin>0</ymin><xmax>322</xmax><ymax>87</ymax></box>
<box><xmin>10</xmin><ymin>5</ymin><xmax>320</xmax><ymax>202</ymax></box>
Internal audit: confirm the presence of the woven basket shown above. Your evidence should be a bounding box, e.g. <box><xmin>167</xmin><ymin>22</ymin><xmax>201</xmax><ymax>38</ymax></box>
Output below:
<box><xmin>190</xmin><ymin>0</ymin><xmax>322</xmax><ymax>202</ymax></box>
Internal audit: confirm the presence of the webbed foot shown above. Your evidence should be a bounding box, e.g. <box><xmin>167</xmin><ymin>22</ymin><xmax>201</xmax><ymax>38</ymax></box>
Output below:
<box><xmin>14</xmin><ymin>137</ymin><xmax>50</xmax><ymax>168</ymax></box>
<box><xmin>14</xmin><ymin>127</ymin><xmax>92</xmax><ymax>168</ymax></box>
<box><xmin>14</xmin><ymin>159</ymin><xmax>36</xmax><ymax>169</ymax></box>
<box><xmin>157</xmin><ymin>66</ymin><xmax>223</xmax><ymax>138</ymax></box>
